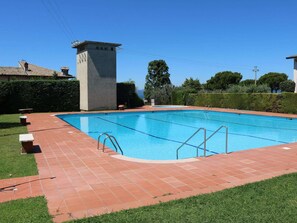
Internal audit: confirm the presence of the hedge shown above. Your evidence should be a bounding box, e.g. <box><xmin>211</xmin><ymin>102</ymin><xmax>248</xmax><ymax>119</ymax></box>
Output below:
<box><xmin>281</xmin><ymin>93</ymin><xmax>297</xmax><ymax>114</ymax></box>
<box><xmin>172</xmin><ymin>91</ymin><xmax>297</xmax><ymax>114</ymax></box>
<box><xmin>0</xmin><ymin>81</ymin><xmax>144</xmax><ymax>114</ymax></box>
<box><xmin>117</xmin><ymin>82</ymin><xmax>144</xmax><ymax>108</ymax></box>
<box><xmin>0</xmin><ymin>80</ymin><xmax>80</xmax><ymax>114</ymax></box>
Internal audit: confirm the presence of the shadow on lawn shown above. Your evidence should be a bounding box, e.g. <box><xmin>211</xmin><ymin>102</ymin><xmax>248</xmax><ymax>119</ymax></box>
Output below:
<box><xmin>1</xmin><ymin>125</ymin><xmax>69</xmax><ymax>138</ymax></box>
<box><xmin>0</xmin><ymin>122</ymin><xmax>22</xmax><ymax>129</ymax></box>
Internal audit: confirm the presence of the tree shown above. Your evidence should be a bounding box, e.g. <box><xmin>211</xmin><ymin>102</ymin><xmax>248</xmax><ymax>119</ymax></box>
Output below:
<box><xmin>144</xmin><ymin>60</ymin><xmax>171</xmax><ymax>100</ymax></box>
<box><xmin>258</xmin><ymin>72</ymin><xmax>288</xmax><ymax>92</ymax></box>
<box><xmin>240</xmin><ymin>79</ymin><xmax>255</xmax><ymax>86</ymax></box>
<box><xmin>150</xmin><ymin>84</ymin><xmax>173</xmax><ymax>105</ymax></box>
<box><xmin>280</xmin><ymin>80</ymin><xmax>295</xmax><ymax>92</ymax></box>
<box><xmin>181</xmin><ymin>77</ymin><xmax>201</xmax><ymax>92</ymax></box>
<box><xmin>205</xmin><ymin>71</ymin><xmax>242</xmax><ymax>90</ymax></box>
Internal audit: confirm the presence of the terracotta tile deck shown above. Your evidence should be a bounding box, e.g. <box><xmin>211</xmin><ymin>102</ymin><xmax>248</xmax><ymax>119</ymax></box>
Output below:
<box><xmin>1</xmin><ymin>107</ymin><xmax>297</xmax><ymax>222</ymax></box>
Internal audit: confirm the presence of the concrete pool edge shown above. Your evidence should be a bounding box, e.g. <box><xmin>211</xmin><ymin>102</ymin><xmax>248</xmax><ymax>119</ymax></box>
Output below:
<box><xmin>110</xmin><ymin>154</ymin><xmax>199</xmax><ymax>164</ymax></box>
<box><xmin>54</xmin><ymin>105</ymin><xmax>297</xmax><ymax>119</ymax></box>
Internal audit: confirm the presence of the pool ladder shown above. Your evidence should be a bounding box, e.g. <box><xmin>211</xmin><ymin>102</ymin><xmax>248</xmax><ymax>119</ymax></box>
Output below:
<box><xmin>176</xmin><ymin>126</ymin><xmax>228</xmax><ymax>159</ymax></box>
<box><xmin>97</xmin><ymin>133</ymin><xmax>124</xmax><ymax>155</ymax></box>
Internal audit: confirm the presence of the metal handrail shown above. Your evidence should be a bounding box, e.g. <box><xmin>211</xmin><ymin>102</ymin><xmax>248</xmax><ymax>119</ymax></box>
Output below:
<box><xmin>176</xmin><ymin>128</ymin><xmax>206</xmax><ymax>159</ymax></box>
<box><xmin>176</xmin><ymin>125</ymin><xmax>228</xmax><ymax>159</ymax></box>
<box><xmin>97</xmin><ymin>133</ymin><xmax>124</xmax><ymax>155</ymax></box>
<box><xmin>197</xmin><ymin>126</ymin><xmax>228</xmax><ymax>156</ymax></box>
<box><xmin>103</xmin><ymin>135</ymin><xmax>124</xmax><ymax>155</ymax></box>
<box><xmin>97</xmin><ymin>133</ymin><xmax>110</xmax><ymax>150</ymax></box>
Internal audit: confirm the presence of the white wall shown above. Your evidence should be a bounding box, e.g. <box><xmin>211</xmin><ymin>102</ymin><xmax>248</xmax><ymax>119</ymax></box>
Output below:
<box><xmin>294</xmin><ymin>59</ymin><xmax>297</xmax><ymax>93</ymax></box>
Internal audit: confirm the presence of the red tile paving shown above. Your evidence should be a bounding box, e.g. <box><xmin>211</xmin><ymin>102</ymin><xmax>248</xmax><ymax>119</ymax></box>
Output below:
<box><xmin>0</xmin><ymin>175</ymin><xmax>46</xmax><ymax>202</ymax></box>
<box><xmin>1</xmin><ymin>107</ymin><xmax>297</xmax><ymax>223</ymax></box>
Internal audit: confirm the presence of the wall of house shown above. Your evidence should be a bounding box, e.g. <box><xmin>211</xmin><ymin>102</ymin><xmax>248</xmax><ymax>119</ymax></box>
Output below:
<box><xmin>0</xmin><ymin>75</ymin><xmax>69</xmax><ymax>81</ymax></box>
<box><xmin>294</xmin><ymin>59</ymin><xmax>297</xmax><ymax>93</ymax></box>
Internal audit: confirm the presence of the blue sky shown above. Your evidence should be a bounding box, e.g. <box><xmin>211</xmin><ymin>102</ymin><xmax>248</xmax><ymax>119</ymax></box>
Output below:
<box><xmin>1</xmin><ymin>0</ymin><xmax>297</xmax><ymax>89</ymax></box>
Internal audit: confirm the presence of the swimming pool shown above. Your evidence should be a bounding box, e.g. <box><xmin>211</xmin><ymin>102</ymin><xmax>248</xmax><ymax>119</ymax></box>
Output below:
<box><xmin>58</xmin><ymin>110</ymin><xmax>297</xmax><ymax>160</ymax></box>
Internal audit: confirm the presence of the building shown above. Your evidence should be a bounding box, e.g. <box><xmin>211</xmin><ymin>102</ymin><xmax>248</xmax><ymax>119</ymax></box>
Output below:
<box><xmin>72</xmin><ymin>40</ymin><xmax>121</xmax><ymax>111</ymax></box>
<box><xmin>286</xmin><ymin>55</ymin><xmax>297</xmax><ymax>93</ymax></box>
<box><xmin>0</xmin><ymin>60</ymin><xmax>74</xmax><ymax>81</ymax></box>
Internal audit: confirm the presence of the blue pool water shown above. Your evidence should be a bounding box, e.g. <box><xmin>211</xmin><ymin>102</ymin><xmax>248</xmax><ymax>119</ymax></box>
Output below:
<box><xmin>57</xmin><ymin>110</ymin><xmax>297</xmax><ymax>160</ymax></box>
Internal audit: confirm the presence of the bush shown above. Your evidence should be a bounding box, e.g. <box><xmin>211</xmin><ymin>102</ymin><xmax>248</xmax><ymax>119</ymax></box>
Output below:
<box><xmin>117</xmin><ymin>83</ymin><xmax>144</xmax><ymax>108</ymax></box>
<box><xmin>246</xmin><ymin>85</ymin><xmax>270</xmax><ymax>93</ymax></box>
<box><xmin>280</xmin><ymin>93</ymin><xmax>297</xmax><ymax>113</ymax></box>
<box><xmin>0</xmin><ymin>81</ymin><xmax>144</xmax><ymax>113</ymax></box>
<box><xmin>226</xmin><ymin>85</ymin><xmax>248</xmax><ymax>93</ymax></box>
<box><xmin>150</xmin><ymin>84</ymin><xmax>173</xmax><ymax>105</ymax></box>
<box><xmin>172</xmin><ymin>92</ymin><xmax>297</xmax><ymax>114</ymax></box>
<box><xmin>226</xmin><ymin>84</ymin><xmax>270</xmax><ymax>93</ymax></box>
<box><xmin>0</xmin><ymin>80</ymin><xmax>79</xmax><ymax>114</ymax></box>
<box><xmin>172</xmin><ymin>88</ymin><xmax>194</xmax><ymax>105</ymax></box>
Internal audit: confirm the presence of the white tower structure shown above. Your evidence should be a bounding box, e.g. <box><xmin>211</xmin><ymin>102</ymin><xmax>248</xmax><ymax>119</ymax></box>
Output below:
<box><xmin>286</xmin><ymin>55</ymin><xmax>297</xmax><ymax>93</ymax></box>
<box><xmin>72</xmin><ymin>41</ymin><xmax>121</xmax><ymax>110</ymax></box>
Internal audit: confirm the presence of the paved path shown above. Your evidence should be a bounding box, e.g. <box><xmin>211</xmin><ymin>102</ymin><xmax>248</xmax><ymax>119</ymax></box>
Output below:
<box><xmin>0</xmin><ymin>175</ymin><xmax>44</xmax><ymax>202</ymax></box>
<box><xmin>1</xmin><ymin>107</ymin><xmax>297</xmax><ymax>222</ymax></box>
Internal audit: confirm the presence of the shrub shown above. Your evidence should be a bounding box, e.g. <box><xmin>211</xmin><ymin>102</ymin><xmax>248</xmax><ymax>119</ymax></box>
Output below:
<box><xmin>117</xmin><ymin>83</ymin><xmax>144</xmax><ymax>108</ymax></box>
<box><xmin>172</xmin><ymin>92</ymin><xmax>297</xmax><ymax>114</ymax></box>
<box><xmin>150</xmin><ymin>84</ymin><xmax>173</xmax><ymax>105</ymax></box>
<box><xmin>0</xmin><ymin>80</ymin><xmax>79</xmax><ymax>114</ymax></box>
<box><xmin>280</xmin><ymin>93</ymin><xmax>297</xmax><ymax>113</ymax></box>
<box><xmin>226</xmin><ymin>85</ymin><xmax>248</xmax><ymax>93</ymax></box>
<box><xmin>226</xmin><ymin>84</ymin><xmax>270</xmax><ymax>93</ymax></box>
<box><xmin>172</xmin><ymin>88</ymin><xmax>195</xmax><ymax>105</ymax></box>
<box><xmin>246</xmin><ymin>84</ymin><xmax>270</xmax><ymax>93</ymax></box>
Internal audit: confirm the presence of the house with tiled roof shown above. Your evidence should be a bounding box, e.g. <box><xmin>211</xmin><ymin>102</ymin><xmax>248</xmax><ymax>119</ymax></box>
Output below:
<box><xmin>0</xmin><ymin>60</ymin><xmax>74</xmax><ymax>81</ymax></box>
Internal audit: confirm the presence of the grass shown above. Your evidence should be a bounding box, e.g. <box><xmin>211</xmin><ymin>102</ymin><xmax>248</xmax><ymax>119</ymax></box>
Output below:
<box><xmin>70</xmin><ymin>173</ymin><xmax>297</xmax><ymax>223</ymax></box>
<box><xmin>0</xmin><ymin>114</ymin><xmax>38</xmax><ymax>179</ymax></box>
<box><xmin>0</xmin><ymin>196</ymin><xmax>52</xmax><ymax>223</ymax></box>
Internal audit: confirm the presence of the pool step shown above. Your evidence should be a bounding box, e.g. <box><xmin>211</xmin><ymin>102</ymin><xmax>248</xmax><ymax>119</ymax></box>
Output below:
<box><xmin>102</xmin><ymin>148</ymin><xmax>118</xmax><ymax>156</ymax></box>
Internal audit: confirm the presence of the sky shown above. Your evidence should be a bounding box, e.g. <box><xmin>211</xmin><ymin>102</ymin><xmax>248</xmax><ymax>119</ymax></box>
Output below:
<box><xmin>1</xmin><ymin>0</ymin><xmax>297</xmax><ymax>89</ymax></box>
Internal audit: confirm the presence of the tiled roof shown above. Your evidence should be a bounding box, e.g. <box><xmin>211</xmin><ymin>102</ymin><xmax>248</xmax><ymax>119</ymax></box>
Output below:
<box><xmin>0</xmin><ymin>61</ymin><xmax>74</xmax><ymax>78</ymax></box>
<box><xmin>0</xmin><ymin>66</ymin><xmax>24</xmax><ymax>75</ymax></box>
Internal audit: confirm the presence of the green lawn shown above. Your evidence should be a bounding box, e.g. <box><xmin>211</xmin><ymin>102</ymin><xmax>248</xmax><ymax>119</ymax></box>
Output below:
<box><xmin>0</xmin><ymin>196</ymin><xmax>52</xmax><ymax>223</ymax></box>
<box><xmin>71</xmin><ymin>173</ymin><xmax>297</xmax><ymax>223</ymax></box>
<box><xmin>0</xmin><ymin>114</ymin><xmax>38</xmax><ymax>179</ymax></box>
